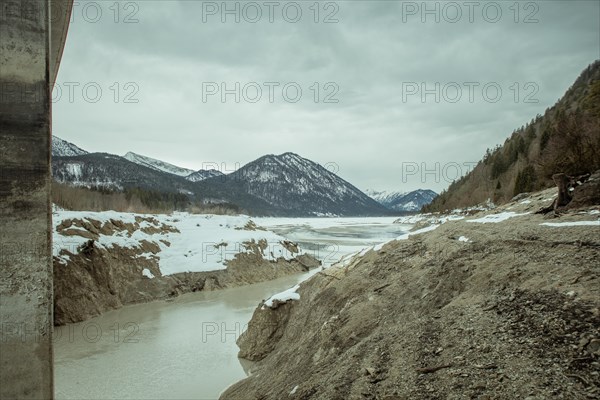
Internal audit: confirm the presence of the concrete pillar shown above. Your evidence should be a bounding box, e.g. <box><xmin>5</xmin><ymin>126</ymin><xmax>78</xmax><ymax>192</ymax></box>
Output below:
<box><xmin>0</xmin><ymin>0</ymin><xmax>54</xmax><ymax>398</ymax></box>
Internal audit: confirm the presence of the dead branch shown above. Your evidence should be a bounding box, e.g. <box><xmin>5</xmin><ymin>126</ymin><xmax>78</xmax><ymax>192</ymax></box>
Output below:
<box><xmin>416</xmin><ymin>364</ymin><xmax>452</xmax><ymax>374</ymax></box>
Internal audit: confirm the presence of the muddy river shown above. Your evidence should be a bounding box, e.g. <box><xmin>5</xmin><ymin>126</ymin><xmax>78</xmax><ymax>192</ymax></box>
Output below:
<box><xmin>54</xmin><ymin>217</ymin><xmax>407</xmax><ymax>399</ymax></box>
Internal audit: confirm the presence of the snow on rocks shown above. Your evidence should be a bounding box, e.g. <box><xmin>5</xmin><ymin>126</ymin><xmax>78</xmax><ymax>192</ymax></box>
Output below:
<box><xmin>394</xmin><ymin>214</ymin><xmax>429</xmax><ymax>225</ymax></box>
<box><xmin>540</xmin><ymin>220</ymin><xmax>600</xmax><ymax>227</ymax></box>
<box><xmin>157</xmin><ymin>213</ymin><xmax>300</xmax><ymax>275</ymax></box>
<box><xmin>142</xmin><ymin>268</ymin><xmax>155</xmax><ymax>279</ymax></box>
<box><xmin>333</xmin><ymin>251</ymin><xmax>363</xmax><ymax>267</ymax></box>
<box><xmin>55</xmin><ymin>253</ymin><xmax>71</xmax><ymax>265</ymax></box>
<box><xmin>458</xmin><ymin>236</ymin><xmax>471</xmax><ymax>243</ymax></box>
<box><xmin>394</xmin><ymin>214</ymin><xmax>464</xmax><ymax>226</ymax></box>
<box><xmin>403</xmin><ymin>224</ymin><xmax>441</xmax><ymax>238</ymax></box>
<box><xmin>339</xmin><ymin>223</ymin><xmax>443</xmax><ymax>261</ymax></box>
<box><xmin>263</xmin><ymin>284</ymin><xmax>301</xmax><ymax>309</ymax></box>
<box><xmin>52</xmin><ymin>209</ymin><xmax>305</xmax><ymax>275</ymax></box>
<box><xmin>359</xmin><ymin>247</ymin><xmax>372</xmax><ymax>256</ymax></box>
<box><xmin>467</xmin><ymin>212</ymin><xmax>529</xmax><ymax>224</ymax></box>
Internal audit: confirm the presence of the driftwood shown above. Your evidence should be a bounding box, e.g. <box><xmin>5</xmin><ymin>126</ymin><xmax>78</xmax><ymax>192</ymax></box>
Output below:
<box><xmin>373</xmin><ymin>283</ymin><xmax>392</xmax><ymax>293</ymax></box>
<box><xmin>536</xmin><ymin>173</ymin><xmax>591</xmax><ymax>214</ymax></box>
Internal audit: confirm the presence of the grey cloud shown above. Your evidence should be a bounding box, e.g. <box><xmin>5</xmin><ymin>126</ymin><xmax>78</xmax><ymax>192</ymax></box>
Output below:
<box><xmin>54</xmin><ymin>0</ymin><xmax>600</xmax><ymax>193</ymax></box>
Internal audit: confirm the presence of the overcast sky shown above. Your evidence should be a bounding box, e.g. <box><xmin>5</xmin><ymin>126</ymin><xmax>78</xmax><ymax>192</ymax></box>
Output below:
<box><xmin>53</xmin><ymin>0</ymin><xmax>600</xmax><ymax>193</ymax></box>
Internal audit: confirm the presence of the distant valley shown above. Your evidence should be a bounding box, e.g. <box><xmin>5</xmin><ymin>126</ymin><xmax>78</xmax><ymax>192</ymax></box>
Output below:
<box><xmin>52</xmin><ymin>137</ymin><xmax>436</xmax><ymax>216</ymax></box>
<box><xmin>365</xmin><ymin>189</ymin><xmax>437</xmax><ymax>212</ymax></box>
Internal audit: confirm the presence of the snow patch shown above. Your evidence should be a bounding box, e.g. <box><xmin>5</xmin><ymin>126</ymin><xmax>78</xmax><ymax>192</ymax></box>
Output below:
<box><xmin>65</xmin><ymin>163</ymin><xmax>83</xmax><ymax>179</ymax></box>
<box><xmin>400</xmin><ymin>224</ymin><xmax>440</xmax><ymax>239</ymax></box>
<box><xmin>55</xmin><ymin>254</ymin><xmax>71</xmax><ymax>265</ymax></box>
<box><xmin>458</xmin><ymin>236</ymin><xmax>471</xmax><ymax>243</ymax></box>
<box><xmin>467</xmin><ymin>212</ymin><xmax>529</xmax><ymax>224</ymax></box>
<box><xmin>540</xmin><ymin>220</ymin><xmax>599</xmax><ymax>227</ymax></box>
<box><xmin>359</xmin><ymin>246</ymin><xmax>373</xmax><ymax>256</ymax></box>
<box><xmin>137</xmin><ymin>252</ymin><xmax>156</xmax><ymax>260</ymax></box>
<box><xmin>53</xmin><ymin>210</ymin><xmax>303</xmax><ymax>275</ymax></box>
<box><xmin>373</xmin><ymin>241</ymin><xmax>391</xmax><ymax>252</ymax></box>
<box><xmin>394</xmin><ymin>214</ymin><xmax>464</xmax><ymax>226</ymax></box>
<box><xmin>142</xmin><ymin>268</ymin><xmax>155</xmax><ymax>279</ymax></box>
<box><xmin>263</xmin><ymin>284</ymin><xmax>301</xmax><ymax>309</ymax></box>
<box><xmin>333</xmin><ymin>250</ymin><xmax>361</xmax><ymax>267</ymax></box>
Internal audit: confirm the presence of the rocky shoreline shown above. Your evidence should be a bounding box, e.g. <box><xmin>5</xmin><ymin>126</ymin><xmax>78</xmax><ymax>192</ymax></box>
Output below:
<box><xmin>222</xmin><ymin>185</ymin><xmax>600</xmax><ymax>399</ymax></box>
<box><xmin>52</xmin><ymin>212</ymin><xmax>320</xmax><ymax>325</ymax></box>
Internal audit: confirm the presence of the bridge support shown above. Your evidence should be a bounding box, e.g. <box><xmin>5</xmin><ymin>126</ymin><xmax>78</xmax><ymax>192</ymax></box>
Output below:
<box><xmin>0</xmin><ymin>0</ymin><xmax>72</xmax><ymax>398</ymax></box>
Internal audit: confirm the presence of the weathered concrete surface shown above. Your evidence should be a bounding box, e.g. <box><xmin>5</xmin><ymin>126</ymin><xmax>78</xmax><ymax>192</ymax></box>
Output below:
<box><xmin>50</xmin><ymin>0</ymin><xmax>74</xmax><ymax>86</ymax></box>
<box><xmin>0</xmin><ymin>0</ymin><xmax>72</xmax><ymax>398</ymax></box>
<box><xmin>0</xmin><ymin>0</ymin><xmax>53</xmax><ymax>397</ymax></box>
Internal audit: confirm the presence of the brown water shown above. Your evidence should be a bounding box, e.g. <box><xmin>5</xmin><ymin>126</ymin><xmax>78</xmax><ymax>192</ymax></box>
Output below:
<box><xmin>54</xmin><ymin>217</ymin><xmax>407</xmax><ymax>399</ymax></box>
<box><xmin>53</xmin><ymin>271</ymin><xmax>316</xmax><ymax>400</ymax></box>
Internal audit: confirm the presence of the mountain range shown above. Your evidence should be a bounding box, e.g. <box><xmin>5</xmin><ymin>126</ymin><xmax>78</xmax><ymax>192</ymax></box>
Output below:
<box><xmin>52</xmin><ymin>136</ymin><xmax>88</xmax><ymax>157</ymax></box>
<box><xmin>52</xmin><ymin>137</ymin><xmax>436</xmax><ymax>216</ymax></box>
<box><xmin>365</xmin><ymin>189</ymin><xmax>438</xmax><ymax>212</ymax></box>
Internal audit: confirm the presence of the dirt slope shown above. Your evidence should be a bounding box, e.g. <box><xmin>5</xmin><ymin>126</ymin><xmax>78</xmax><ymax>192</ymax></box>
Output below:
<box><xmin>222</xmin><ymin>188</ymin><xmax>600</xmax><ymax>400</ymax></box>
<box><xmin>53</xmin><ymin>215</ymin><xmax>320</xmax><ymax>325</ymax></box>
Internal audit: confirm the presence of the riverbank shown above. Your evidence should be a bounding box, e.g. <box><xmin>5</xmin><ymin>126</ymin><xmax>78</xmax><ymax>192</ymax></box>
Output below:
<box><xmin>54</xmin><ymin>271</ymin><xmax>319</xmax><ymax>400</ymax></box>
<box><xmin>53</xmin><ymin>217</ymin><xmax>408</xmax><ymax>400</ymax></box>
<box><xmin>222</xmin><ymin>185</ymin><xmax>600</xmax><ymax>399</ymax></box>
<box><xmin>52</xmin><ymin>211</ymin><xmax>320</xmax><ymax>325</ymax></box>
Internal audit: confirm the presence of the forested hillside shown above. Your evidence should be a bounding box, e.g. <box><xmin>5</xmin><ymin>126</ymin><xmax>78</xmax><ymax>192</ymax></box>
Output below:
<box><xmin>51</xmin><ymin>183</ymin><xmax>242</xmax><ymax>215</ymax></box>
<box><xmin>424</xmin><ymin>61</ymin><xmax>600</xmax><ymax>212</ymax></box>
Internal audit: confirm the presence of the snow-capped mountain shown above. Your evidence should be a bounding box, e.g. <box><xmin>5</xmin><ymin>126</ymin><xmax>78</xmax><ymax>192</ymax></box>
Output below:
<box><xmin>52</xmin><ymin>136</ymin><xmax>88</xmax><ymax>157</ymax></box>
<box><xmin>186</xmin><ymin>169</ymin><xmax>224</xmax><ymax>182</ymax></box>
<box><xmin>367</xmin><ymin>189</ymin><xmax>437</xmax><ymax>212</ymax></box>
<box><xmin>52</xmin><ymin>153</ymin><xmax>199</xmax><ymax>192</ymax></box>
<box><xmin>198</xmin><ymin>152</ymin><xmax>390</xmax><ymax>216</ymax></box>
<box><xmin>123</xmin><ymin>151</ymin><xmax>225</xmax><ymax>182</ymax></box>
<box><xmin>365</xmin><ymin>190</ymin><xmax>407</xmax><ymax>206</ymax></box>
<box><xmin>123</xmin><ymin>152</ymin><xmax>196</xmax><ymax>177</ymax></box>
<box><xmin>51</xmin><ymin>137</ymin><xmax>392</xmax><ymax>216</ymax></box>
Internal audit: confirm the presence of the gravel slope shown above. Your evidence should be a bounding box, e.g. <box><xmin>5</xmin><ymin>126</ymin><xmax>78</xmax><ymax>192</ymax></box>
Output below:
<box><xmin>222</xmin><ymin>187</ymin><xmax>600</xmax><ymax>400</ymax></box>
